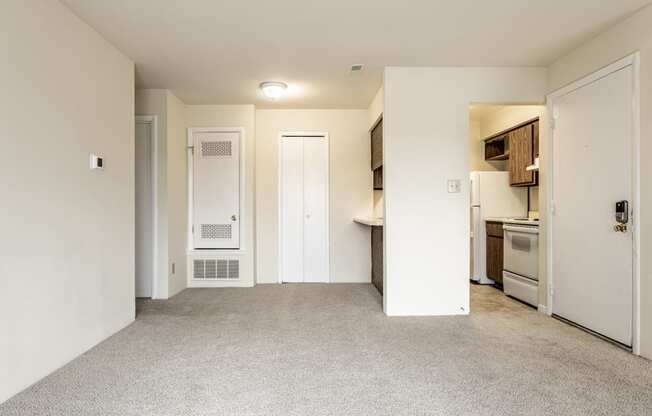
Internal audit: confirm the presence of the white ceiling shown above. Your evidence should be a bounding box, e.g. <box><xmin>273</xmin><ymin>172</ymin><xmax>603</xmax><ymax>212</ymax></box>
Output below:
<box><xmin>63</xmin><ymin>0</ymin><xmax>650</xmax><ymax>108</ymax></box>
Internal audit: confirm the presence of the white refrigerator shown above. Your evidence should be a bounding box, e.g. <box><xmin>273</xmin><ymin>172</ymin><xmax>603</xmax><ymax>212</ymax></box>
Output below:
<box><xmin>470</xmin><ymin>171</ymin><xmax>527</xmax><ymax>284</ymax></box>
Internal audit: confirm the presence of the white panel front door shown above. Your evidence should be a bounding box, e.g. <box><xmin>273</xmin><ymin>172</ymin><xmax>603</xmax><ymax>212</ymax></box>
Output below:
<box><xmin>135</xmin><ymin>120</ymin><xmax>153</xmax><ymax>297</ymax></box>
<box><xmin>280</xmin><ymin>136</ymin><xmax>329</xmax><ymax>283</ymax></box>
<box><xmin>193</xmin><ymin>131</ymin><xmax>240</xmax><ymax>249</ymax></box>
<box><xmin>552</xmin><ymin>65</ymin><xmax>634</xmax><ymax>346</ymax></box>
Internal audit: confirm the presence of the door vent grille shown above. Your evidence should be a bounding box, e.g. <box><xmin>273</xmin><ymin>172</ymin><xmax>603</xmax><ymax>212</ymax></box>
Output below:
<box><xmin>201</xmin><ymin>141</ymin><xmax>232</xmax><ymax>157</ymax></box>
<box><xmin>201</xmin><ymin>224</ymin><xmax>232</xmax><ymax>239</ymax></box>
<box><xmin>193</xmin><ymin>259</ymin><xmax>240</xmax><ymax>280</ymax></box>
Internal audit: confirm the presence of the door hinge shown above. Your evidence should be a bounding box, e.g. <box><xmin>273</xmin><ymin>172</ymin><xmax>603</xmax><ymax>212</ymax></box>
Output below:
<box><xmin>550</xmin><ymin>117</ymin><xmax>556</xmax><ymax>130</ymax></box>
<box><xmin>192</xmin><ymin>225</ymin><xmax>194</xmax><ymax>234</ymax></box>
<box><xmin>550</xmin><ymin>200</ymin><xmax>556</xmax><ymax>216</ymax></box>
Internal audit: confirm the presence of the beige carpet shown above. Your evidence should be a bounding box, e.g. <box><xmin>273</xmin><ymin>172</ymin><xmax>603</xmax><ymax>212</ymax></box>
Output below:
<box><xmin>2</xmin><ymin>284</ymin><xmax>651</xmax><ymax>415</ymax></box>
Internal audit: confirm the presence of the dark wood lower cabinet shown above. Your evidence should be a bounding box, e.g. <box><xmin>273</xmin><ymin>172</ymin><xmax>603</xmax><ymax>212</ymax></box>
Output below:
<box><xmin>371</xmin><ymin>226</ymin><xmax>383</xmax><ymax>295</ymax></box>
<box><xmin>486</xmin><ymin>221</ymin><xmax>504</xmax><ymax>285</ymax></box>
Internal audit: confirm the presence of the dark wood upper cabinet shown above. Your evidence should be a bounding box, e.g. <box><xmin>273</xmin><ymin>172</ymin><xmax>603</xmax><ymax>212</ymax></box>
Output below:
<box><xmin>508</xmin><ymin>124</ymin><xmax>536</xmax><ymax>186</ymax></box>
<box><xmin>533</xmin><ymin>120</ymin><xmax>540</xmax><ymax>159</ymax></box>
<box><xmin>483</xmin><ymin>118</ymin><xmax>539</xmax><ymax>187</ymax></box>
<box><xmin>370</xmin><ymin>117</ymin><xmax>383</xmax><ymax>190</ymax></box>
<box><xmin>371</xmin><ymin>119</ymin><xmax>383</xmax><ymax>171</ymax></box>
<box><xmin>484</xmin><ymin>135</ymin><xmax>509</xmax><ymax>160</ymax></box>
<box><xmin>373</xmin><ymin>166</ymin><xmax>383</xmax><ymax>190</ymax></box>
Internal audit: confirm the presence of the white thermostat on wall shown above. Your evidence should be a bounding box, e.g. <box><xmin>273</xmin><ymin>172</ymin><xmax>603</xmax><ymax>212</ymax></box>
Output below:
<box><xmin>90</xmin><ymin>153</ymin><xmax>104</xmax><ymax>170</ymax></box>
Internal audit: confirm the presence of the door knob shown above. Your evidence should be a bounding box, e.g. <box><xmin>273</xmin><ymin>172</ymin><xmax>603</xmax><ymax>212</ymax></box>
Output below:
<box><xmin>613</xmin><ymin>224</ymin><xmax>627</xmax><ymax>232</ymax></box>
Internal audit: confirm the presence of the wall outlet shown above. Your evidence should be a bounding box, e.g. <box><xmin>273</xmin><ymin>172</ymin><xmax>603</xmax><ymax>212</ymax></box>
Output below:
<box><xmin>447</xmin><ymin>179</ymin><xmax>461</xmax><ymax>193</ymax></box>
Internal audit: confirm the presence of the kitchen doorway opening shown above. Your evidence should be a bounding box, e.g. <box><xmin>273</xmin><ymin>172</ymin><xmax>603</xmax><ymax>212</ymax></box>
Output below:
<box><xmin>467</xmin><ymin>104</ymin><xmax>545</xmax><ymax>314</ymax></box>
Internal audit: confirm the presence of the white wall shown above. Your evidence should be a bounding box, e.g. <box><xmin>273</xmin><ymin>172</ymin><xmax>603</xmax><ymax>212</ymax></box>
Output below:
<box><xmin>166</xmin><ymin>92</ymin><xmax>188</xmax><ymax>296</ymax></box>
<box><xmin>0</xmin><ymin>0</ymin><xmax>135</xmax><ymax>403</ymax></box>
<box><xmin>368</xmin><ymin>86</ymin><xmax>384</xmax><ymax>127</ymax></box>
<box><xmin>255</xmin><ymin>110</ymin><xmax>373</xmax><ymax>284</ymax></box>
<box><xmin>547</xmin><ymin>4</ymin><xmax>652</xmax><ymax>358</ymax></box>
<box><xmin>185</xmin><ymin>105</ymin><xmax>256</xmax><ymax>287</ymax></box>
<box><xmin>468</xmin><ymin>117</ymin><xmax>506</xmax><ymax>172</ymax></box>
<box><xmin>383</xmin><ymin>67</ymin><xmax>547</xmax><ymax>316</ymax></box>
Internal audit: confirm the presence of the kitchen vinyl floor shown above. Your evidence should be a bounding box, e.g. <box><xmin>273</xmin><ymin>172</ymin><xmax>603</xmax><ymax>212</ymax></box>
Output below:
<box><xmin>2</xmin><ymin>283</ymin><xmax>651</xmax><ymax>415</ymax></box>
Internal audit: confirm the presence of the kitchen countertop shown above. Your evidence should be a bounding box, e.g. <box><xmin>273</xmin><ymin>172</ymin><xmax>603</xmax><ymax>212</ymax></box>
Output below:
<box><xmin>485</xmin><ymin>217</ymin><xmax>510</xmax><ymax>223</ymax></box>
<box><xmin>486</xmin><ymin>217</ymin><xmax>539</xmax><ymax>226</ymax></box>
<box><xmin>353</xmin><ymin>217</ymin><xmax>384</xmax><ymax>227</ymax></box>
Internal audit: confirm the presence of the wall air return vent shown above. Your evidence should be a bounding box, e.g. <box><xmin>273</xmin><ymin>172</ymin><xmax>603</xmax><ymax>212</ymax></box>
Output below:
<box><xmin>201</xmin><ymin>224</ymin><xmax>232</xmax><ymax>239</ymax></box>
<box><xmin>193</xmin><ymin>259</ymin><xmax>205</xmax><ymax>279</ymax></box>
<box><xmin>201</xmin><ymin>141</ymin><xmax>232</xmax><ymax>157</ymax></box>
<box><xmin>193</xmin><ymin>259</ymin><xmax>240</xmax><ymax>280</ymax></box>
<box><xmin>228</xmin><ymin>260</ymin><xmax>239</xmax><ymax>279</ymax></box>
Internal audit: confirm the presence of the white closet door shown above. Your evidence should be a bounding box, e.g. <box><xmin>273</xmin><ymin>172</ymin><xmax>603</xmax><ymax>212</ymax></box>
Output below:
<box><xmin>193</xmin><ymin>131</ymin><xmax>240</xmax><ymax>249</ymax></box>
<box><xmin>280</xmin><ymin>136</ymin><xmax>329</xmax><ymax>283</ymax></box>
<box><xmin>280</xmin><ymin>138</ymin><xmax>304</xmax><ymax>283</ymax></box>
<box><xmin>302</xmin><ymin>138</ymin><xmax>329</xmax><ymax>282</ymax></box>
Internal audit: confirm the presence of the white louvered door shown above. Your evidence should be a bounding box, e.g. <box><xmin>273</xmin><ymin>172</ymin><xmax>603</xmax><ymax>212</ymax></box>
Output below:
<box><xmin>193</xmin><ymin>131</ymin><xmax>240</xmax><ymax>249</ymax></box>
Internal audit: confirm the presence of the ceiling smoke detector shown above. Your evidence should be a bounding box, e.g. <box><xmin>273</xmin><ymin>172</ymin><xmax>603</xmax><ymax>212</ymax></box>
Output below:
<box><xmin>260</xmin><ymin>81</ymin><xmax>288</xmax><ymax>100</ymax></box>
<box><xmin>350</xmin><ymin>64</ymin><xmax>364</xmax><ymax>72</ymax></box>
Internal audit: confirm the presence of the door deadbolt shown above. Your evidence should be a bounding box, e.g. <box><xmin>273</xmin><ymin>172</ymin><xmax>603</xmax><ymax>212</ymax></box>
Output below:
<box><xmin>613</xmin><ymin>223</ymin><xmax>628</xmax><ymax>233</ymax></box>
<box><xmin>231</xmin><ymin>214</ymin><xmax>237</xmax><ymax>221</ymax></box>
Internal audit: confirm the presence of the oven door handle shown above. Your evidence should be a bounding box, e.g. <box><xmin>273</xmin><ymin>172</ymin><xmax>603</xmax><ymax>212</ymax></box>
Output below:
<box><xmin>503</xmin><ymin>225</ymin><xmax>539</xmax><ymax>235</ymax></box>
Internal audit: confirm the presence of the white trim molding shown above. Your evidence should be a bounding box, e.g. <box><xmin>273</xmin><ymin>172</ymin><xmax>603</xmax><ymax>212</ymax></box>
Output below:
<box><xmin>546</xmin><ymin>52</ymin><xmax>641</xmax><ymax>355</ymax></box>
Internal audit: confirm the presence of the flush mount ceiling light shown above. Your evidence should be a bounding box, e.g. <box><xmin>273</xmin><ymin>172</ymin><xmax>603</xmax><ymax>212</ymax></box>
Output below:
<box><xmin>260</xmin><ymin>81</ymin><xmax>288</xmax><ymax>100</ymax></box>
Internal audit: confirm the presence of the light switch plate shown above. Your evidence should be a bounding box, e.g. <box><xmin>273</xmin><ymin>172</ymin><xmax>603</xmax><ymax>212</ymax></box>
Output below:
<box><xmin>447</xmin><ymin>179</ymin><xmax>461</xmax><ymax>193</ymax></box>
<box><xmin>90</xmin><ymin>153</ymin><xmax>104</xmax><ymax>170</ymax></box>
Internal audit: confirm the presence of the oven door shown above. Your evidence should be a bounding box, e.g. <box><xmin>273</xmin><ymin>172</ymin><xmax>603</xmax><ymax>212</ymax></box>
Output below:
<box><xmin>503</xmin><ymin>225</ymin><xmax>539</xmax><ymax>280</ymax></box>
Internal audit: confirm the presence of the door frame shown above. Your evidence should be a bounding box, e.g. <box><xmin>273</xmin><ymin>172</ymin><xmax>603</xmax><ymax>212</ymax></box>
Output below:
<box><xmin>135</xmin><ymin>115</ymin><xmax>159</xmax><ymax>298</ymax></box>
<box><xmin>277</xmin><ymin>132</ymin><xmax>331</xmax><ymax>284</ymax></box>
<box><xmin>545</xmin><ymin>53</ymin><xmax>641</xmax><ymax>354</ymax></box>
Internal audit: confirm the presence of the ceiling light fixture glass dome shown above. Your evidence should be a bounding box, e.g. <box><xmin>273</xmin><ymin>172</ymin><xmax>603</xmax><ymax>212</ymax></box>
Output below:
<box><xmin>260</xmin><ymin>81</ymin><xmax>288</xmax><ymax>100</ymax></box>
